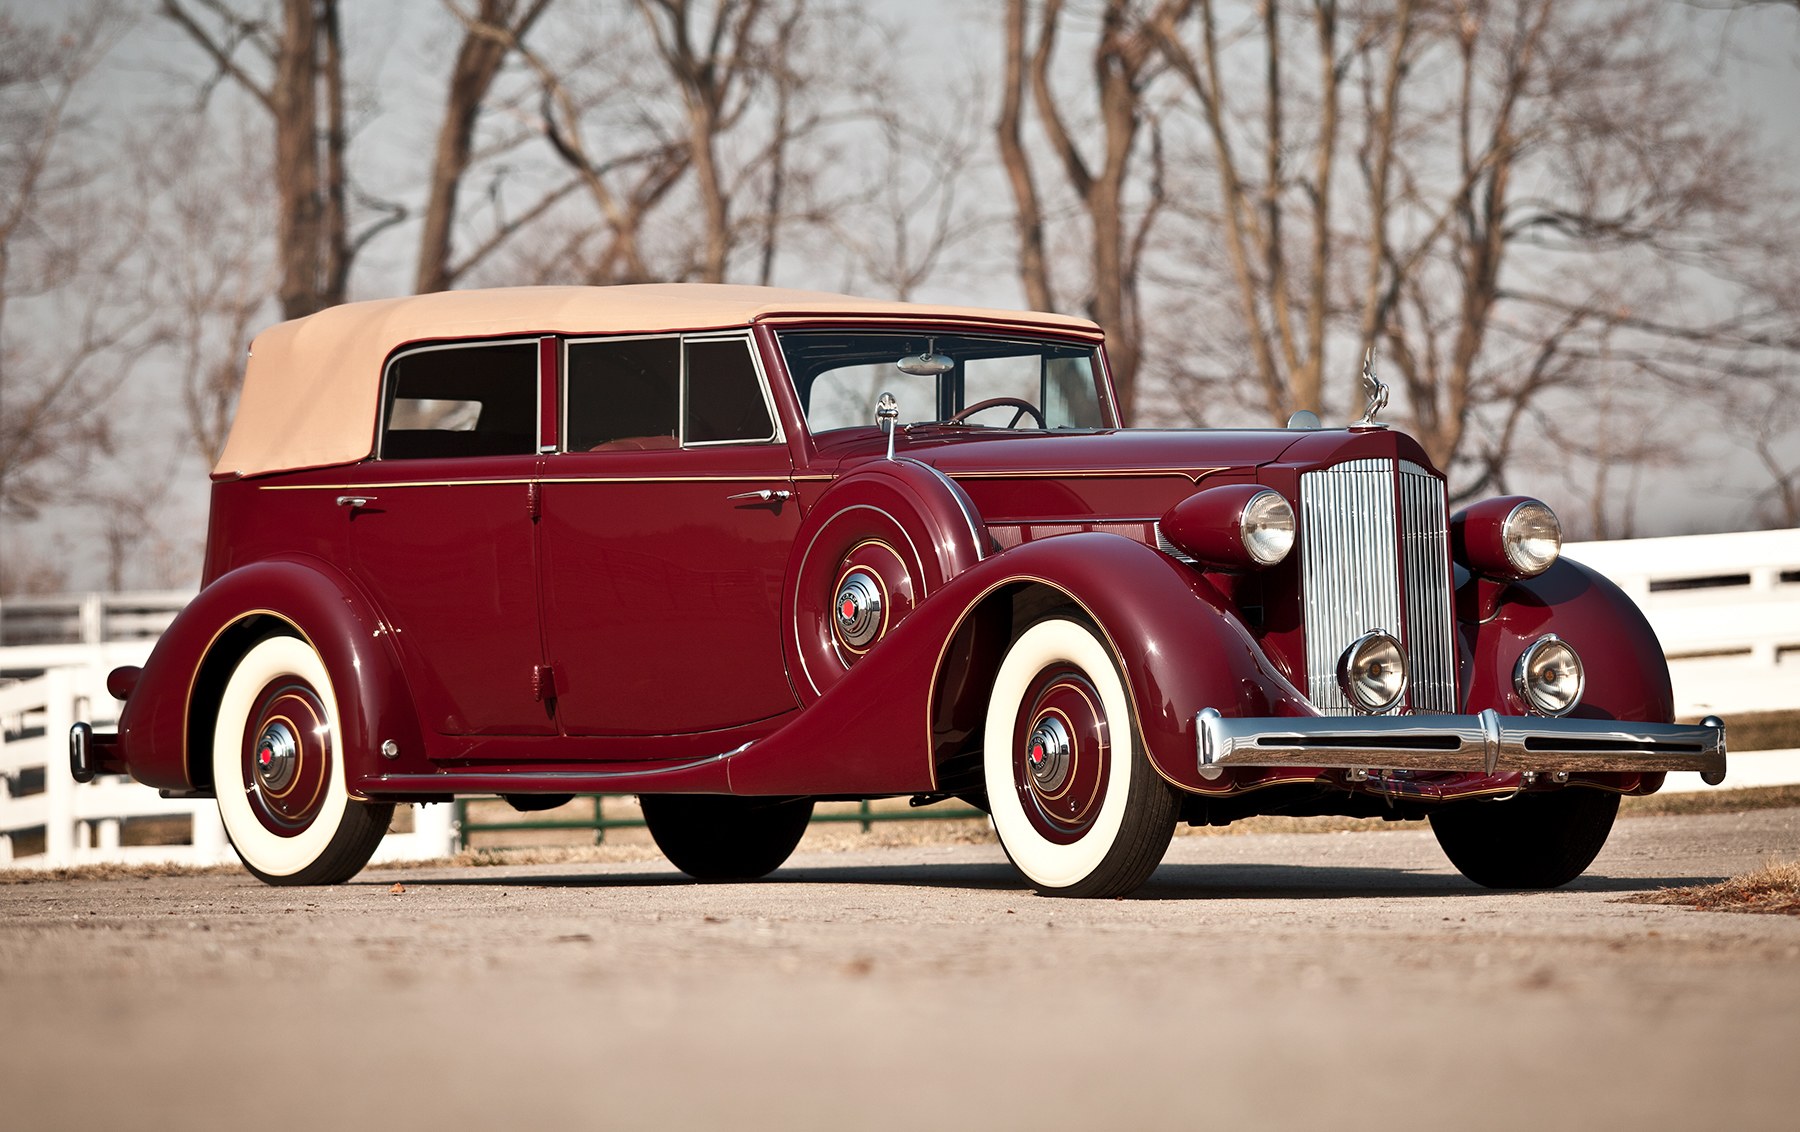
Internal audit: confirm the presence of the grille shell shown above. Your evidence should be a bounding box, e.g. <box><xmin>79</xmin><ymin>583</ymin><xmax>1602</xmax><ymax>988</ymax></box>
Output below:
<box><xmin>1298</xmin><ymin>458</ymin><xmax>1457</xmax><ymax>715</ymax></box>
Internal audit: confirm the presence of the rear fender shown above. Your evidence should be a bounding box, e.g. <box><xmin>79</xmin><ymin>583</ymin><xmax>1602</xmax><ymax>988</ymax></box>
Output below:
<box><xmin>114</xmin><ymin>556</ymin><xmax>427</xmax><ymax>794</ymax></box>
<box><xmin>729</xmin><ymin>533</ymin><xmax>1310</xmax><ymax>796</ymax></box>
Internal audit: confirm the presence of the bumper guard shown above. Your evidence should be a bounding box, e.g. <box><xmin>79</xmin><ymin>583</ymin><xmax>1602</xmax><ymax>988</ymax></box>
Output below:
<box><xmin>1196</xmin><ymin>708</ymin><xmax>1726</xmax><ymax>785</ymax></box>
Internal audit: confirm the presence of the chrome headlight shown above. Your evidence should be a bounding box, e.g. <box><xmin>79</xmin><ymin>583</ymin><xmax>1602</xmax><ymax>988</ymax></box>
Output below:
<box><xmin>1158</xmin><ymin>485</ymin><xmax>1294</xmax><ymax>571</ymax></box>
<box><xmin>1515</xmin><ymin>635</ymin><xmax>1583</xmax><ymax>716</ymax></box>
<box><xmin>1337</xmin><ymin>630</ymin><xmax>1408</xmax><ymax>714</ymax></box>
<box><xmin>1502</xmin><ymin>500</ymin><xmax>1562</xmax><ymax>577</ymax></box>
<box><xmin>1241</xmin><ymin>489</ymin><xmax>1296</xmax><ymax>566</ymax></box>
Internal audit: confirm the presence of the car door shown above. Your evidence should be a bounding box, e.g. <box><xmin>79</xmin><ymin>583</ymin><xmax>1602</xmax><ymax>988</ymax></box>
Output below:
<box><xmin>539</xmin><ymin>332</ymin><xmax>801</xmax><ymax>739</ymax></box>
<box><xmin>347</xmin><ymin>338</ymin><xmax>553</xmax><ymax>736</ymax></box>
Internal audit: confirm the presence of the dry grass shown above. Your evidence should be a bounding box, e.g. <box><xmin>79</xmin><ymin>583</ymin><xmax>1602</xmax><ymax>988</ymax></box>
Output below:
<box><xmin>1622</xmin><ymin>859</ymin><xmax>1800</xmax><ymax>917</ymax></box>
<box><xmin>1619</xmin><ymin>784</ymin><xmax>1800</xmax><ymax>817</ymax></box>
<box><xmin>0</xmin><ymin>861</ymin><xmax>236</xmax><ymax>885</ymax></box>
<box><xmin>1692</xmin><ymin>710</ymin><xmax>1800</xmax><ymax>753</ymax></box>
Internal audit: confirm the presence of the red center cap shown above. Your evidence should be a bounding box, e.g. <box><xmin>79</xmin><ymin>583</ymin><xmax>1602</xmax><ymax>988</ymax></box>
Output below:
<box><xmin>840</xmin><ymin>598</ymin><xmax>857</xmax><ymax>620</ymax></box>
<box><xmin>258</xmin><ymin>746</ymin><xmax>272</xmax><ymax>767</ymax></box>
<box><xmin>1030</xmin><ymin>743</ymin><xmax>1045</xmax><ymax>766</ymax></box>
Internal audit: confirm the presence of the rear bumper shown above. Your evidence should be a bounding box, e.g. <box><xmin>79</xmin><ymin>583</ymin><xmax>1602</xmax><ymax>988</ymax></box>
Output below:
<box><xmin>1196</xmin><ymin>708</ymin><xmax>1726</xmax><ymax>785</ymax></box>
<box><xmin>69</xmin><ymin>723</ymin><xmax>129</xmax><ymax>783</ymax></box>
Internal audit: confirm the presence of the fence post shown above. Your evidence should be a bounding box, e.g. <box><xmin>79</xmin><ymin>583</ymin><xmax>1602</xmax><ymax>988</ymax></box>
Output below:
<box><xmin>43</xmin><ymin>668</ymin><xmax>76</xmax><ymax>866</ymax></box>
<box><xmin>410</xmin><ymin>802</ymin><xmax>458</xmax><ymax>859</ymax></box>
<box><xmin>191</xmin><ymin>804</ymin><xmax>227</xmax><ymax>862</ymax></box>
<box><xmin>79</xmin><ymin>594</ymin><xmax>104</xmax><ymax>646</ymax></box>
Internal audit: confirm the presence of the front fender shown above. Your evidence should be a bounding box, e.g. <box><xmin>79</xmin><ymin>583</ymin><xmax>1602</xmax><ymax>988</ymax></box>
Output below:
<box><xmin>1460</xmin><ymin>557</ymin><xmax>1675</xmax><ymax>725</ymax></box>
<box><xmin>729</xmin><ymin>533</ymin><xmax>1310</xmax><ymax>796</ymax></box>
<box><xmin>114</xmin><ymin>555</ymin><xmax>427</xmax><ymax>793</ymax></box>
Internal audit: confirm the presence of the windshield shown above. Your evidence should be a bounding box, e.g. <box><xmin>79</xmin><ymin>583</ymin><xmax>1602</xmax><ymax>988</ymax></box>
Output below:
<box><xmin>778</xmin><ymin>330</ymin><xmax>1108</xmax><ymax>433</ymax></box>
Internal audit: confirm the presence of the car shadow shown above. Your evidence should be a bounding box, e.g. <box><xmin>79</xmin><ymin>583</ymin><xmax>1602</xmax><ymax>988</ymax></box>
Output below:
<box><xmin>358</xmin><ymin>860</ymin><xmax>1724</xmax><ymax>899</ymax></box>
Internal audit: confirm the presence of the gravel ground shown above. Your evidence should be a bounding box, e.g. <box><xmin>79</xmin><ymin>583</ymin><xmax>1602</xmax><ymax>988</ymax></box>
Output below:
<box><xmin>4</xmin><ymin>808</ymin><xmax>1798</xmax><ymax>1131</ymax></box>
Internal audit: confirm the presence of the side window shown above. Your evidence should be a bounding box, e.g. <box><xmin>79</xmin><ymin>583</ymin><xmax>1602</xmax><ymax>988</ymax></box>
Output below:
<box><xmin>565</xmin><ymin>337</ymin><xmax>681</xmax><ymax>451</ymax></box>
<box><xmin>381</xmin><ymin>341</ymin><xmax>539</xmax><ymax>460</ymax></box>
<box><xmin>686</xmin><ymin>338</ymin><xmax>775</xmax><ymax>444</ymax></box>
<box><xmin>563</xmin><ymin>334</ymin><xmax>775</xmax><ymax>450</ymax></box>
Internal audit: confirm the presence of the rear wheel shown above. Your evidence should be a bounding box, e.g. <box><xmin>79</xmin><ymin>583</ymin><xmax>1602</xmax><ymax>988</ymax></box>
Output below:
<box><xmin>1429</xmin><ymin>788</ymin><xmax>1620</xmax><ymax>889</ymax></box>
<box><xmin>640</xmin><ymin>795</ymin><xmax>814</xmax><ymax>880</ymax></box>
<box><xmin>212</xmin><ymin>635</ymin><xmax>392</xmax><ymax>886</ymax></box>
<box><xmin>983</xmin><ymin>615</ymin><xmax>1179</xmax><ymax>897</ymax></box>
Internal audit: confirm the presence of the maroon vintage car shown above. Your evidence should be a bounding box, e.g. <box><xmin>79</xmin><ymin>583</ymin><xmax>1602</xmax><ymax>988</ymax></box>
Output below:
<box><xmin>71</xmin><ymin>285</ymin><xmax>1725</xmax><ymax>895</ymax></box>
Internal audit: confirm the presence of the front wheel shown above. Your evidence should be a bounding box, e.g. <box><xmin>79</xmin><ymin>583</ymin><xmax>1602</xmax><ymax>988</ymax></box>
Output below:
<box><xmin>1429</xmin><ymin>788</ymin><xmax>1620</xmax><ymax>889</ymax></box>
<box><xmin>212</xmin><ymin>635</ymin><xmax>392</xmax><ymax>885</ymax></box>
<box><xmin>640</xmin><ymin>795</ymin><xmax>814</xmax><ymax>880</ymax></box>
<box><xmin>983</xmin><ymin>615</ymin><xmax>1179</xmax><ymax>897</ymax></box>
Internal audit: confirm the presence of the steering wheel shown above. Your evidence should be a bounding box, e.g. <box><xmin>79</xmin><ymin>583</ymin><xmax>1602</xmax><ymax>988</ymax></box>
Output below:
<box><xmin>945</xmin><ymin>396</ymin><xmax>1046</xmax><ymax>429</ymax></box>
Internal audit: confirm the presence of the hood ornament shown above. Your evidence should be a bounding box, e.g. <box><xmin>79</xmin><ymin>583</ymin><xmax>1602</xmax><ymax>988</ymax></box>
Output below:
<box><xmin>1353</xmin><ymin>348</ymin><xmax>1389</xmax><ymax>428</ymax></box>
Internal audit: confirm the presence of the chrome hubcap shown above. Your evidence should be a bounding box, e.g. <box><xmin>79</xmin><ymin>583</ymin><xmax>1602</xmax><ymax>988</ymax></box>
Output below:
<box><xmin>833</xmin><ymin>571</ymin><xmax>884</xmax><ymax>649</ymax></box>
<box><xmin>254</xmin><ymin>722</ymin><xmax>299</xmax><ymax>793</ymax></box>
<box><xmin>1026</xmin><ymin>716</ymin><xmax>1072</xmax><ymax>793</ymax></box>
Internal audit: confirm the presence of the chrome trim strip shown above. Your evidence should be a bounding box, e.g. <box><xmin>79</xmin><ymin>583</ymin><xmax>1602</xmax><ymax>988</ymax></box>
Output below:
<box><xmin>262</xmin><ymin>475</ymin><xmax>785</xmax><ymax>490</ymax></box>
<box><xmin>1152</xmin><ymin>521</ymin><xmax>1197</xmax><ymax>564</ymax></box>
<box><xmin>946</xmin><ymin>467</ymin><xmax>1226</xmax><ymax>482</ymax></box>
<box><xmin>1194</xmin><ymin>711</ymin><xmax>1726</xmax><ymax>782</ymax></box>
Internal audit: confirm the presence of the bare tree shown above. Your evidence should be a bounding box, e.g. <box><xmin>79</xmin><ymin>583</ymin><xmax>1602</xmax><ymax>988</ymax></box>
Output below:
<box><xmin>1150</xmin><ymin>0</ymin><xmax>1375</xmax><ymax>423</ymax></box>
<box><xmin>1132</xmin><ymin>0</ymin><xmax>1800</xmax><ymax>512</ymax></box>
<box><xmin>491</xmin><ymin>0</ymin><xmax>872</xmax><ymax>287</ymax></box>
<box><xmin>998</xmin><ymin>0</ymin><xmax>1195</xmax><ymax>424</ymax></box>
<box><xmin>0</xmin><ymin>4</ymin><xmax>151</xmax><ymax>533</ymax></box>
<box><xmin>418</xmin><ymin>0</ymin><xmax>557</xmax><ymax>294</ymax></box>
<box><xmin>159</xmin><ymin>1</ymin><xmax>370</xmax><ymax>318</ymax></box>
<box><xmin>831</xmin><ymin>94</ymin><xmax>988</xmax><ymax>301</ymax></box>
<box><xmin>128</xmin><ymin>113</ymin><xmax>278</xmax><ymax>464</ymax></box>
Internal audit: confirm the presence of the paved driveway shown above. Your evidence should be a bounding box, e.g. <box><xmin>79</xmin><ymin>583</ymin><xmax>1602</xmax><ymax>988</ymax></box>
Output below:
<box><xmin>4</xmin><ymin>808</ymin><xmax>1797</xmax><ymax>1130</ymax></box>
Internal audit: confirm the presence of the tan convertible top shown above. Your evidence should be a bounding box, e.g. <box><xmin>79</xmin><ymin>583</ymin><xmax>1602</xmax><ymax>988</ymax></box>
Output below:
<box><xmin>213</xmin><ymin>284</ymin><xmax>1102</xmax><ymax>478</ymax></box>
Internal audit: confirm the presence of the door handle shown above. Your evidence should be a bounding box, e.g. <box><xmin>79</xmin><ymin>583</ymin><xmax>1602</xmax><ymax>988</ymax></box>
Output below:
<box><xmin>727</xmin><ymin>489</ymin><xmax>792</xmax><ymax>504</ymax></box>
<box><xmin>336</xmin><ymin>495</ymin><xmax>376</xmax><ymax>510</ymax></box>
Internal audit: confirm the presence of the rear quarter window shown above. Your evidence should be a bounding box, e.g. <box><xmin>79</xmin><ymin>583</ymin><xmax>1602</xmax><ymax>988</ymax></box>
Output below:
<box><xmin>380</xmin><ymin>340</ymin><xmax>539</xmax><ymax>460</ymax></box>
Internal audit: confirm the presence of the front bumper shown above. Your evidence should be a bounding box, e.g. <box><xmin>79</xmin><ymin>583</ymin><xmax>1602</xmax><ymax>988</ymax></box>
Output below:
<box><xmin>1196</xmin><ymin>708</ymin><xmax>1726</xmax><ymax>785</ymax></box>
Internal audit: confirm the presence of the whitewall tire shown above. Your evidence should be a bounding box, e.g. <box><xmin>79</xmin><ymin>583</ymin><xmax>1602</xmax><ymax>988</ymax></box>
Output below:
<box><xmin>212</xmin><ymin>635</ymin><xmax>391</xmax><ymax>885</ymax></box>
<box><xmin>983</xmin><ymin>615</ymin><xmax>1179</xmax><ymax>897</ymax></box>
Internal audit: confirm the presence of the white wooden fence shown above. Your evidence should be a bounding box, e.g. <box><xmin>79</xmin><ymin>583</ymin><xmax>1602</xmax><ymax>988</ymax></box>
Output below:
<box><xmin>0</xmin><ymin>622</ymin><xmax>456</xmax><ymax>869</ymax></box>
<box><xmin>3</xmin><ymin>527</ymin><xmax>1796</xmax><ymax>867</ymax></box>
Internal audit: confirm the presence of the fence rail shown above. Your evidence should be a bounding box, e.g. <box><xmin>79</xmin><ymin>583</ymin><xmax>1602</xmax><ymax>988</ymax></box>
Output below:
<box><xmin>1564</xmin><ymin>528</ymin><xmax>1800</xmax><ymax>718</ymax></box>
<box><xmin>1</xmin><ymin>661</ymin><xmax>455</xmax><ymax>869</ymax></box>
<box><xmin>5</xmin><ymin>526</ymin><xmax>1797</xmax><ymax>865</ymax></box>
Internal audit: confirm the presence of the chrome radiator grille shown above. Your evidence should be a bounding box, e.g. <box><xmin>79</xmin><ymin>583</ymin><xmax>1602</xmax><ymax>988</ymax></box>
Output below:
<box><xmin>1298</xmin><ymin>459</ymin><xmax>1457</xmax><ymax>715</ymax></box>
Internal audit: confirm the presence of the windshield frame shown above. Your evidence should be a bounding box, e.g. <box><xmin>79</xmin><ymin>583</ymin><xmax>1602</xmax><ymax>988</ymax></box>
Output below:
<box><xmin>773</xmin><ymin>326</ymin><xmax>1120</xmax><ymax>437</ymax></box>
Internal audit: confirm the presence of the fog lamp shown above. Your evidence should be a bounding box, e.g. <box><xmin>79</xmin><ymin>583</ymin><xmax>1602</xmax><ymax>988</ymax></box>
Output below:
<box><xmin>1515</xmin><ymin>635</ymin><xmax>1583</xmax><ymax>717</ymax></box>
<box><xmin>1337</xmin><ymin>630</ymin><xmax>1408</xmax><ymax>714</ymax></box>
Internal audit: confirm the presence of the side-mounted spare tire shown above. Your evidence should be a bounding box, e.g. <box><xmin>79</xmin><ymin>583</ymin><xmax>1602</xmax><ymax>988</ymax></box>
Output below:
<box><xmin>783</xmin><ymin>458</ymin><xmax>986</xmax><ymax>701</ymax></box>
